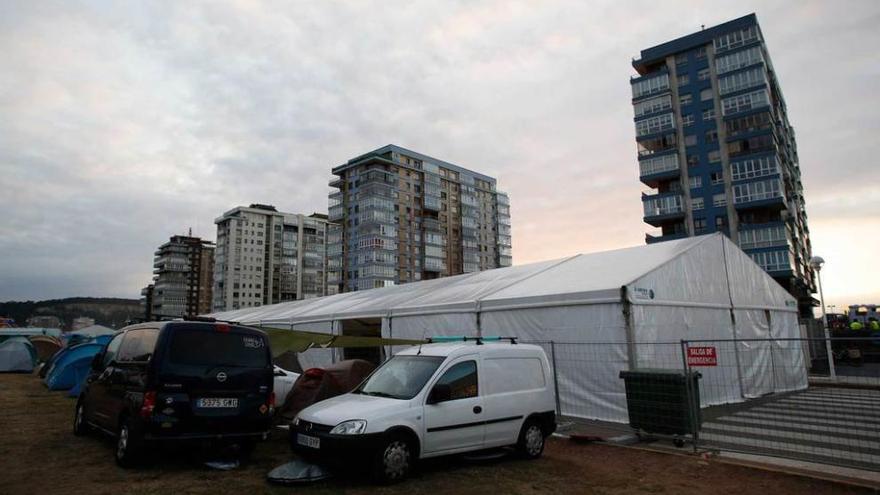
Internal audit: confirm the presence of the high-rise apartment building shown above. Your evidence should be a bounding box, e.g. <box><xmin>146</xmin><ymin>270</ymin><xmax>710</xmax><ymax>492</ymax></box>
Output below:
<box><xmin>212</xmin><ymin>205</ymin><xmax>332</xmax><ymax>312</ymax></box>
<box><xmin>631</xmin><ymin>14</ymin><xmax>815</xmax><ymax>315</ymax></box>
<box><xmin>328</xmin><ymin>145</ymin><xmax>511</xmax><ymax>292</ymax></box>
<box><xmin>150</xmin><ymin>235</ymin><xmax>214</xmax><ymax>318</ymax></box>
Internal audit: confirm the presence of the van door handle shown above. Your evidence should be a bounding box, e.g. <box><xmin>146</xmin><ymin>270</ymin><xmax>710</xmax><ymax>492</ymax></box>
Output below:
<box><xmin>473</xmin><ymin>406</ymin><xmax>482</xmax><ymax>414</ymax></box>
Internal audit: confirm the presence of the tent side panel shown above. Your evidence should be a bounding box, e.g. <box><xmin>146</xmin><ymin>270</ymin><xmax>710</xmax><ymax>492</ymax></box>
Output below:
<box><xmin>383</xmin><ymin>313</ymin><xmax>478</xmax><ymax>356</ymax></box>
<box><xmin>770</xmin><ymin>310</ymin><xmax>808</xmax><ymax>393</ymax></box>
<box><xmin>481</xmin><ymin>304</ymin><xmax>630</xmax><ymax>423</ymax></box>
<box><xmin>631</xmin><ymin>305</ymin><xmax>743</xmax><ymax>407</ymax></box>
<box><xmin>626</xmin><ymin>234</ymin><xmax>731</xmax><ymax>307</ymax></box>
<box><xmin>290</xmin><ymin>321</ymin><xmax>337</xmax><ymax>370</ymax></box>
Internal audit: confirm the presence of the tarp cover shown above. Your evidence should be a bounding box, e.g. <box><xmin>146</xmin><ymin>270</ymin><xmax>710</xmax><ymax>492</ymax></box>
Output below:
<box><xmin>209</xmin><ymin>234</ymin><xmax>805</xmax><ymax>423</ymax></box>
<box><xmin>278</xmin><ymin>359</ymin><xmax>375</xmax><ymax>420</ymax></box>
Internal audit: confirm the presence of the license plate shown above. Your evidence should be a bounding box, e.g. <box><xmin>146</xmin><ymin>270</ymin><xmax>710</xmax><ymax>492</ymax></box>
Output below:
<box><xmin>197</xmin><ymin>398</ymin><xmax>238</xmax><ymax>408</ymax></box>
<box><xmin>297</xmin><ymin>433</ymin><xmax>320</xmax><ymax>449</ymax></box>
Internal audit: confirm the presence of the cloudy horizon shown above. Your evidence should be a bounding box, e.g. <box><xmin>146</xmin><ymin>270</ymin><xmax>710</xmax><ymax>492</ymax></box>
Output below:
<box><xmin>2</xmin><ymin>1</ymin><xmax>878</xmax><ymax>311</ymax></box>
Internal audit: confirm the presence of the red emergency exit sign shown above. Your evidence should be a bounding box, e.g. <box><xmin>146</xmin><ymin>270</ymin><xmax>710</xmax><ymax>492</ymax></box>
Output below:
<box><xmin>687</xmin><ymin>346</ymin><xmax>717</xmax><ymax>366</ymax></box>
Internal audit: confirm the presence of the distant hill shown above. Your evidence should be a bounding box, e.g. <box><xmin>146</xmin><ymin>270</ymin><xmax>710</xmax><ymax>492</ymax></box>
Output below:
<box><xmin>0</xmin><ymin>297</ymin><xmax>142</xmax><ymax>330</ymax></box>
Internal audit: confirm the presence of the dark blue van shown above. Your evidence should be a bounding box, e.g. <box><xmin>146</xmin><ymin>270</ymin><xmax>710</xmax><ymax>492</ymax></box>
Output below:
<box><xmin>73</xmin><ymin>320</ymin><xmax>274</xmax><ymax>467</ymax></box>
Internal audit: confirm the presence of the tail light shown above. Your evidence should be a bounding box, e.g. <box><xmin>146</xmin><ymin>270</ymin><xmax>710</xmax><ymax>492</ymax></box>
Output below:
<box><xmin>215</xmin><ymin>323</ymin><xmax>230</xmax><ymax>333</ymax></box>
<box><xmin>140</xmin><ymin>391</ymin><xmax>157</xmax><ymax>419</ymax></box>
<box><xmin>269</xmin><ymin>392</ymin><xmax>276</xmax><ymax>407</ymax></box>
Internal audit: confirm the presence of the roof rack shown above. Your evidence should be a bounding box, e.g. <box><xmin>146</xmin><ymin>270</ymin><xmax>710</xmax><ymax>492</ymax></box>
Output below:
<box><xmin>427</xmin><ymin>336</ymin><xmax>518</xmax><ymax>345</ymax></box>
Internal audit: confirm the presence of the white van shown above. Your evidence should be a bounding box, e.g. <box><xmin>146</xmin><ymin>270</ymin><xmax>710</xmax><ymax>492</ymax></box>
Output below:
<box><xmin>289</xmin><ymin>339</ymin><xmax>557</xmax><ymax>483</ymax></box>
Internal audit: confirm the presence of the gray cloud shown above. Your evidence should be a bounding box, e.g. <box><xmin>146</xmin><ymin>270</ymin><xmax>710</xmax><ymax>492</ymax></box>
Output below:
<box><xmin>1</xmin><ymin>0</ymin><xmax>878</xmax><ymax>303</ymax></box>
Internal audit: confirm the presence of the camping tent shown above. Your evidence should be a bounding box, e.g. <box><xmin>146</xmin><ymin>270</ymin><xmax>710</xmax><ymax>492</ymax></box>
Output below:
<box><xmin>44</xmin><ymin>342</ymin><xmax>103</xmax><ymax>391</ymax></box>
<box><xmin>29</xmin><ymin>336</ymin><xmax>62</xmax><ymax>362</ymax></box>
<box><xmin>208</xmin><ymin>234</ymin><xmax>807</xmax><ymax>423</ymax></box>
<box><xmin>0</xmin><ymin>338</ymin><xmax>37</xmax><ymax>373</ymax></box>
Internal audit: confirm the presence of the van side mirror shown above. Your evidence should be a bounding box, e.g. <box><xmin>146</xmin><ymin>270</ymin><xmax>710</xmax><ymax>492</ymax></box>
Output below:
<box><xmin>427</xmin><ymin>383</ymin><xmax>452</xmax><ymax>404</ymax></box>
<box><xmin>90</xmin><ymin>352</ymin><xmax>104</xmax><ymax>371</ymax></box>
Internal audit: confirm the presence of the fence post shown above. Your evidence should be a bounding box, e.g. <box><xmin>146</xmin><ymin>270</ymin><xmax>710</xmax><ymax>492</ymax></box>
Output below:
<box><xmin>680</xmin><ymin>339</ymin><xmax>699</xmax><ymax>454</ymax></box>
<box><xmin>550</xmin><ymin>340</ymin><xmax>562</xmax><ymax>417</ymax></box>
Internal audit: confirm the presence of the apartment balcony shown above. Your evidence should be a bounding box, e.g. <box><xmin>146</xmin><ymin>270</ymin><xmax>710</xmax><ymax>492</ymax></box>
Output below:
<box><xmin>639</xmin><ymin>161</ymin><xmax>681</xmax><ymax>188</ymax></box>
<box><xmin>328</xmin><ymin>204</ymin><xmax>344</xmax><ymax>222</ymax></box>
<box><xmin>329</xmin><ymin>176</ymin><xmax>344</xmax><ymax>189</ymax></box>
<box><xmin>645</xmin><ymin>231</ymin><xmax>688</xmax><ymax>244</ymax></box>
<box><xmin>642</xmin><ymin>193</ymin><xmax>684</xmax><ymax>227</ymax></box>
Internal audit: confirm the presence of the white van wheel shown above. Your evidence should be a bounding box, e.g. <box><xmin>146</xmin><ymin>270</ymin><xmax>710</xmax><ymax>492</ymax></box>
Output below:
<box><xmin>517</xmin><ymin>421</ymin><xmax>545</xmax><ymax>459</ymax></box>
<box><xmin>373</xmin><ymin>436</ymin><xmax>412</xmax><ymax>484</ymax></box>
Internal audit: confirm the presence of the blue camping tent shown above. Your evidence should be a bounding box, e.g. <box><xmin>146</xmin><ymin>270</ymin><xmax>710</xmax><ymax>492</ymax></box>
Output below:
<box><xmin>0</xmin><ymin>338</ymin><xmax>37</xmax><ymax>373</ymax></box>
<box><xmin>44</xmin><ymin>342</ymin><xmax>103</xmax><ymax>391</ymax></box>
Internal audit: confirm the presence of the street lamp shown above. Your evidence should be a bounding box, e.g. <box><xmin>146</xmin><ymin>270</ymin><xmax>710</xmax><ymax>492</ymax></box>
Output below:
<box><xmin>810</xmin><ymin>256</ymin><xmax>835</xmax><ymax>380</ymax></box>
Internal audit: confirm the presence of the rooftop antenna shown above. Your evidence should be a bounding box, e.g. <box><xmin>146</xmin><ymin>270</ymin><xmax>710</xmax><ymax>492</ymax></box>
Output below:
<box><xmin>701</xmin><ymin>24</ymin><xmax>705</xmax><ymax>30</ymax></box>
<box><xmin>417</xmin><ymin>328</ymin><xmax>426</xmax><ymax>355</ymax></box>
<box><xmin>188</xmin><ymin>227</ymin><xmax>193</xmax><ymax>237</ymax></box>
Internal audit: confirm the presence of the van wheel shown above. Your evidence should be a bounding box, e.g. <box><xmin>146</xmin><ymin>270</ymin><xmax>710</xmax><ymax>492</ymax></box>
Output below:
<box><xmin>372</xmin><ymin>435</ymin><xmax>412</xmax><ymax>484</ymax></box>
<box><xmin>115</xmin><ymin>416</ymin><xmax>144</xmax><ymax>468</ymax></box>
<box><xmin>517</xmin><ymin>420</ymin><xmax>545</xmax><ymax>459</ymax></box>
<box><xmin>73</xmin><ymin>401</ymin><xmax>90</xmax><ymax>436</ymax></box>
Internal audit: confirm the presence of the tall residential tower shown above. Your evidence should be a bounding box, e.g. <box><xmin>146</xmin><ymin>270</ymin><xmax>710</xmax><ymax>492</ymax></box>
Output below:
<box><xmin>212</xmin><ymin>205</ymin><xmax>332</xmax><ymax>312</ymax></box>
<box><xmin>631</xmin><ymin>14</ymin><xmax>815</xmax><ymax>315</ymax></box>
<box><xmin>150</xmin><ymin>235</ymin><xmax>214</xmax><ymax>318</ymax></box>
<box><xmin>328</xmin><ymin>145</ymin><xmax>511</xmax><ymax>292</ymax></box>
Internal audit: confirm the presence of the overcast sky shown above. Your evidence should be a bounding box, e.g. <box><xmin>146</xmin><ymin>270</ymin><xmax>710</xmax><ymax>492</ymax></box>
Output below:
<box><xmin>1</xmin><ymin>1</ymin><xmax>878</xmax><ymax>311</ymax></box>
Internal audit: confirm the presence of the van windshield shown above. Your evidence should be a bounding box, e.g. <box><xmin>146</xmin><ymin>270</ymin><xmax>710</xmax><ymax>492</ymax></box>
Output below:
<box><xmin>355</xmin><ymin>355</ymin><xmax>444</xmax><ymax>400</ymax></box>
<box><xmin>168</xmin><ymin>328</ymin><xmax>269</xmax><ymax>368</ymax></box>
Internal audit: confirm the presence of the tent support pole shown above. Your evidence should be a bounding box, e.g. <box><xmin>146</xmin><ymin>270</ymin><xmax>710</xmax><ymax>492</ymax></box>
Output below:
<box><xmin>721</xmin><ymin>237</ymin><xmax>746</xmax><ymax>399</ymax></box>
<box><xmin>621</xmin><ymin>286</ymin><xmax>637</xmax><ymax>369</ymax></box>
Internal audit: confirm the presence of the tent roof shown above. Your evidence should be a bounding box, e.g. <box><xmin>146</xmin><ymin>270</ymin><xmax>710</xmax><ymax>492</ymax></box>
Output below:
<box><xmin>208</xmin><ymin>234</ymin><xmax>797</xmax><ymax>326</ymax></box>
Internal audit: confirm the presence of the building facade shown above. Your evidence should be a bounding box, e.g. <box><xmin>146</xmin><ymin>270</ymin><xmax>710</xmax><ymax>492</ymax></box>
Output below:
<box><xmin>150</xmin><ymin>235</ymin><xmax>214</xmax><ymax>318</ymax></box>
<box><xmin>212</xmin><ymin>205</ymin><xmax>332</xmax><ymax>312</ymax></box>
<box><xmin>631</xmin><ymin>14</ymin><xmax>815</xmax><ymax>315</ymax></box>
<box><xmin>328</xmin><ymin>145</ymin><xmax>511</xmax><ymax>292</ymax></box>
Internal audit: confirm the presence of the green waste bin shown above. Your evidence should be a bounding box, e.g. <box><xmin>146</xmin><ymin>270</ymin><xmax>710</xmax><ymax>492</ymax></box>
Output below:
<box><xmin>619</xmin><ymin>368</ymin><xmax>701</xmax><ymax>437</ymax></box>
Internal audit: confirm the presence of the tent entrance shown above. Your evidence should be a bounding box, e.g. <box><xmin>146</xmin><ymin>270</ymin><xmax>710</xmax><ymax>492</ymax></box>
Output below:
<box><xmin>340</xmin><ymin>318</ymin><xmax>382</xmax><ymax>365</ymax></box>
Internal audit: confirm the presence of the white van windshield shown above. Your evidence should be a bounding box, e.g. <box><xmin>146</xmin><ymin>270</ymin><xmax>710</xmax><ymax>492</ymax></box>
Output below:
<box><xmin>355</xmin><ymin>355</ymin><xmax>444</xmax><ymax>400</ymax></box>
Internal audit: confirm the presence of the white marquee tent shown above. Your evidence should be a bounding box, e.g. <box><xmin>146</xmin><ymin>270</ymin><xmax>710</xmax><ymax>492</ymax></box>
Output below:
<box><xmin>209</xmin><ymin>233</ymin><xmax>807</xmax><ymax>423</ymax></box>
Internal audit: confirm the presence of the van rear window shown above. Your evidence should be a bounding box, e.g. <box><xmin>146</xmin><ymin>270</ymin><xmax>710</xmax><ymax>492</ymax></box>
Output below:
<box><xmin>168</xmin><ymin>328</ymin><xmax>269</xmax><ymax>368</ymax></box>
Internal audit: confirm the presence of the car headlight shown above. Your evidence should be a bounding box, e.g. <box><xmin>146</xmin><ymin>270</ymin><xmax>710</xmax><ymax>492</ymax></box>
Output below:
<box><xmin>330</xmin><ymin>419</ymin><xmax>367</xmax><ymax>435</ymax></box>
<box><xmin>292</xmin><ymin>416</ymin><xmax>300</xmax><ymax>426</ymax></box>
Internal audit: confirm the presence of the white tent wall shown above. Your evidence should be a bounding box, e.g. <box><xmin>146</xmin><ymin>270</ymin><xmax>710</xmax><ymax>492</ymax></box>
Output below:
<box><xmin>771</xmin><ymin>310</ymin><xmax>809</xmax><ymax>392</ymax></box>
<box><xmin>286</xmin><ymin>320</ymin><xmax>338</xmax><ymax>370</ymax></box>
<box><xmin>480</xmin><ymin>304</ymin><xmax>630</xmax><ymax>422</ymax></box>
<box><xmin>382</xmin><ymin>313</ymin><xmax>478</xmax><ymax>356</ymax></box>
<box><xmin>630</xmin><ymin>305</ymin><xmax>743</xmax><ymax>407</ymax></box>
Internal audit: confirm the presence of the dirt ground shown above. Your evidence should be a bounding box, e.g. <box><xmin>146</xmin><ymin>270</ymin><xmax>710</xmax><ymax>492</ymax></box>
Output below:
<box><xmin>0</xmin><ymin>372</ymin><xmax>872</xmax><ymax>495</ymax></box>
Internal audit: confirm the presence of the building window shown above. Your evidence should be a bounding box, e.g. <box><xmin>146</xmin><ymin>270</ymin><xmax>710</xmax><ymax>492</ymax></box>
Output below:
<box><xmin>682</xmin><ymin>114</ymin><xmax>695</xmax><ymax>126</ymax></box>
<box><xmin>730</xmin><ymin>156</ymin><xmax>779</xmax><ymax>181</ymax></box>
<box><xmin>687</xmin><ymin>154</ymin><xmax>699</xmax><ymax>167</ymax></box>
<box><xmin>675</xmin><ymin>53</ymin><xmax>688</xmax><ymax>66</ymax></box>
<box><xmin>715</xmin><ymin>216</ymin><xmax>728</xmax><ymax>228</ymax></box>
<box><xmin>691</xmin><ymin>197</ymin><xmax>705</xmax><ymax>210</ymax></box>
<box><xmin>715</xmin><ymin>45</ymin><xmax>763</xmax><ymax>74</ymax></box>
<box><xmin>688</xmin><ymin>176</ymin><xmax>702</xmax><ymax>189</ymax></box>
<box><xmin>722</xmin><ymin>89</ymin><xmax>770</xmax><ymax>116</ymax></box>
<box><xmin>732</xmin><ymin>179</ymin><xmax>783</xmax><ymax>204</ymax></box>
<box><xmin>711</xmin><ymin>172</ymin><xmax>724</xmax><ymax>185</ymax></box>
<box><xmin>632</xmin><ymin>73</ymin><xmax>670</xmax><ymax>98</ymax></box>
<box><xmin>685</xmin><ymin>135</ymin><xmax>697</xmax><ymax>146</ymax></box>
<box><xmin>635</xmin><ymin>113</ymin><xmax>675</xmax><ymax>137</ymax></box>
<box><xmin>677</xmin><ymin>74</ymin><xmax>689</xmax><ymax>86</ymax></box>
<box><xmin>698</xmin><ymin>68</ymin><xmax>711</xmax><ymax>80</ymax></box>
<box><xmin>702</xmin><ymin>108</ymin><xmax>716</xmax><ymax>120</ymax></box>
<box><xmin>713</xmin><ymin>193</ymin><xmax>727</xmax><ymax>207</ymax></box>
<box><xmin>708</xmin><ymin>150</ymin><xmax>721</xmax><ymax>163</ymax></box>
<box><xmin>714</xmin><ymin>25</ymin><xmax>761</xmax><ymax>53</ymax></box>
<box><xmin>700</xmin><ymin>88</ymin><xmax>714</xmax><ymax>101</ymax></box>
<box><xmin>679</xmin><ymin>94</ymin><xmax>693</xmax><ymax>106</ymax></box>
<box><xmin>693</xmin><ymin>218</ymin><xmax>707</xmax><ymax>233</ymax></box>
<box><xmin>695</xmin><ymin>46</ymin><xmax>707</xmax><ymax>60</ymax></box>
<box><xmin>705</xmin><ymin>130</ymin><xmax>718</xmax><ymax>143</ymax></box>
<box><xmin>633</xmin><ymin>94</ymin><xmax>673</xmax><ymax>117</ymax></box>
<box><xmin>749</xmin><ymin>250</ymin><xmax>791</xmax><ymax>272</ymax></box>
<box><xmin>718</xmin><ymin>67</ymin><xmax>767</xmax><ymax>95</ymax></box>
